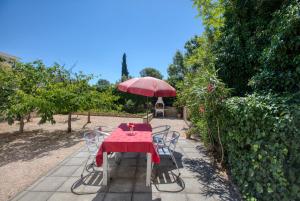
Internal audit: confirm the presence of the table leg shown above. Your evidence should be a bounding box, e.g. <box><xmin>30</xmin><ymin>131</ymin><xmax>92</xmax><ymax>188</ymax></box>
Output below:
<box><xmin>103</xmin><ymin>152</ymin><xmax>108</xmax><ymax>185</ymax></box>
<box><xmin>146</xmin><ymin>153</ymin><xmax>152</xmax><ymax>186</ymax></box>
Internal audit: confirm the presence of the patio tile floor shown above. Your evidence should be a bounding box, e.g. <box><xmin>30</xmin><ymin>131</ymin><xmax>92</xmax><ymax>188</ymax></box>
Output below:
<box><xmin>10</xmin><ymin>126</ymin><xmax>241</xmax><ymax>201</ymax></box>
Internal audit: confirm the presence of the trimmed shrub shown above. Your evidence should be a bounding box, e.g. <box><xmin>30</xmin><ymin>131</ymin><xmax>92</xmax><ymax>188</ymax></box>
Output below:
<box><xmin>221</xmin><ymin>93</ymin><xmax>300</xmax><ymax>200</ymax></box>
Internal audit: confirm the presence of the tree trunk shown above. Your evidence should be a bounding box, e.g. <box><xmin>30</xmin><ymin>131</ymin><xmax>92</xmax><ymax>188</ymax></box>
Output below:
<box><xmin>19</xmin><ymin>116</ymin><xmax>24</xmax><ymax>133</ymax></box>
<box><xmin>87</xmin><ymin>111</ymin><xmax>91</xmax><ymax>123</ymax></box>
<box><xmin>67</xmin><ymin>113</ymin><xmax>72</xmax><ymax>133</ymax></box>
<box><xmin>26</xmin><ymin>113</ymin><xmax>31</xmax><ymax>122</ymax></box>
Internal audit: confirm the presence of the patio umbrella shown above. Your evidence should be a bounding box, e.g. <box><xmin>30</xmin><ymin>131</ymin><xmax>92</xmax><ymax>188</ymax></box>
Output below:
<box><xmin>117</xmin><ymin>76</ymin><xmax>176</xmax><ymax>122</ymax></box>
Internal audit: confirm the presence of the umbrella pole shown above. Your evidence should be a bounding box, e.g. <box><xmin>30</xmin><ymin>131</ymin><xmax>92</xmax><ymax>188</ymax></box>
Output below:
<box><xmin>146</xmin><ymin>97</ymin><xmax>149</xmax><ymax>123</ymax></box>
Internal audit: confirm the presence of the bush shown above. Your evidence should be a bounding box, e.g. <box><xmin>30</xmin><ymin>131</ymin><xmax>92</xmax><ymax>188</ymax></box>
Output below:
<box><xmin>221</xmin><ymin>93</ymin><xmax>300</xmax><ymax>201</ymax></box>
<box><xmin>112</xmin><ymin>86</ymin><xmax>149</xmax><ymax>113</ymax></box>
<box><xmin>178</xmin><ymin>66</ymin><xmax>229</xmax><ymax>153</ymax></box>
<box><xmin>124</xmin><ymin>99</ymin><xmax>136</xmax><ymax>113</ymax></box>
<box><xmin>185</xmin><ymin>127</ymin><xmax>198</xmax><ymax>139</ymax></box>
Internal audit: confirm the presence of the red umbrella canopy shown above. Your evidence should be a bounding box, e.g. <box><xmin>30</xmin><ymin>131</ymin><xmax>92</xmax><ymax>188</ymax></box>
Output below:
<box><xmin>117</xmin><ymin>77</ymin><xmax>176</xmax><ymax>97</ymax></box>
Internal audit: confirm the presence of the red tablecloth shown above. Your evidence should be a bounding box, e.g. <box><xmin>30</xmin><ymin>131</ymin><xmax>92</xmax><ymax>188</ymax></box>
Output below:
<box><xmin>95</xmin><ymin>123</ymin><xmax>160</xmax><ymax>167</ymax></box>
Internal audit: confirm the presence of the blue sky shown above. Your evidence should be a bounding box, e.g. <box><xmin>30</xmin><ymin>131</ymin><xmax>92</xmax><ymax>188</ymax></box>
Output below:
<box><xmin>0</xmin><ymin>0</ymin><xmax>203</xmax><ymax>83</ymax></box>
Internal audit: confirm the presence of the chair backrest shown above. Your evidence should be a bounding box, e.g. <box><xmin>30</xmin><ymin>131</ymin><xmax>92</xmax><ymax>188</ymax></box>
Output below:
<box><xmin>167</xmin><ymin>131</ymin><xmax>180</xmax><ymax>151</ymax></box>
<box><xmin>152</xmin><ymin>125</ymin><xmax>170</xmax><ymax>134</ymax></box>
<box><xmin>83</xmin><ymin>131</ymin><xmax>99</xmax><ymax>154</ymax></box>
<box><xmin>83</xmin><ymin>130</ymin><xmax>109</xmax><ymax>154</ymax></box>
<box><xmin>152</xmin><ymin>125</ymin><xmax>170</xmax><ymax>140</ymax></box>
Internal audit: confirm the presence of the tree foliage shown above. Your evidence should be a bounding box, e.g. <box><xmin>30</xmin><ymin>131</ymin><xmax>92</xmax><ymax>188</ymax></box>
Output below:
<box><xmin>140</xmin><ymin>67</ymin><xmax>163</xmax><ymax>79</ymax></box>
<box><xmin>193</xmin><ymin>0</ymin><xmax>224</xmax><ymax>39</ymax></box>
<box><xmin>249</xmin><ymin>1</ymin><xmax>300</xmax><ymax>93</ymax></box>
<box><xmin>0</xmin><ymin>61</ymin><xmax>121</xmax><ymax>132</ymax></box>
<box><xmin>167</xmin><ymin>50</ymin><xmax>185</xmax><ymax>88</ymax></box>
<box><xmin>215</xmin><ymin>0</ymin><xmax>300</xmax><ymax>95</ymax></box>
<box><xmin>95</xmin><ymin>79</ymin><xmax>110</xmax><ymax>92</ymax></box>
<box><xmin>0</xmin><ymin>61</ymin><xmax>53</xmax><ymax>132</ymax></box>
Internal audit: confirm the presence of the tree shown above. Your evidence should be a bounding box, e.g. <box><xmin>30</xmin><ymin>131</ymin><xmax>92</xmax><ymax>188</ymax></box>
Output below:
<box><xmin>193</xmin><ymin>0</ymin><xmax>224</xmax><ymax>40</ymax></box>
<box><xmin>213</xmin><ymin>0</ymin><xmax>297</xmax><ymax>95</ymax></box>
<box><xmin>121</xmin><ymin>53</ymin><xmax>129</xmax><ymax>81</ymax></box>
<box><xmin>176</xmin><ymin>0</ymin><xmax>226</xmax><ymax>155</ymax></box>
<box><xmin>81</xmin><ymin>88</ymin><xmax>99</xmax><ymax>124</ymax></box>
<box><xmin>249</xmin><ymin>0</ymin><xmax>300</xmax><ymax>94</ymax></box>
<box><xmin>6</xmin><ymin>90</ymin><xmax>36</xmax><ymax>133</ymax></box>
<box><xmin>50</xmin><ymin>84</ymin><xmax>80</xmax><ymax>132</ymax></box>
<box><xmin>95</xmin><ymin>79</ymin><xmax>110</xmax><ymax>92</ymax></box>
<box><xmin>140</xmin><ymin>67</ymin><xmax>163</xmax><ymax>79</ymax></box>
<box><xmin>37</xmin><ymin>65</ymin><xmax>92</xmax><ymax>132</ymax></box>
<box><xmin>81</xmin><ymin>85</ymin><xmax>121</xmax><ymax>125</ymax></box>
<box><xmin>96</xmin><ymin>86</ymin><xmax>121</xmax><ymax>112</ymax></box>
<box><xmin>167</xmin><ymin>50</ymin><xmax>185</xmax><ymax>88</ymax></box>
<box><xmin>0</xmin><ymin>61</ymin><xmax>51</xmax><ymax>132</ymax></box>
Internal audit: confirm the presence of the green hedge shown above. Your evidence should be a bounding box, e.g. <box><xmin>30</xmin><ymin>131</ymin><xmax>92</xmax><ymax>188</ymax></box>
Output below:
<box><xmin>221</xmin><ymin>93</ymin><xmax>300</xmax><ymax>201</ymax></box>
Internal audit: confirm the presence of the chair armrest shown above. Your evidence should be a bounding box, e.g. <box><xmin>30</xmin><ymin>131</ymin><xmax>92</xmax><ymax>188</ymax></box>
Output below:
<box><xmin>152</xmin><ymin>125</ymin><xmax>170</xmax><ymax>130</ymax></box>
<box><xmin>152</xmin><ymin>132</ymin><xmax>164</xmax><ymax>137</ymax></box>
<box><xmin>99</xmin><ymin>131</ymin><xmax>110</xmax><ymax>136</ymax></box>
<box><xmin>94</xmin><ymin>130</ymin><xmax>110</xmax><ymax>136</ymax></box>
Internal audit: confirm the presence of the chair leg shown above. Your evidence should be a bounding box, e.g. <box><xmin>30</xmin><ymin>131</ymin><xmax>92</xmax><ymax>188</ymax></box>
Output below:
<box><xmin>103</xmin><ymin>152</ymin><xmax>109</xmax><ymax>185</ymax></box>
<box><xmin>146</xmin><ymin>153</ymin><xmax>152</xmax><ymax>186</ymax></box>
<box><xmin>169</xmin><ymin>151</ymin><xmax>181</xmax><ymax>177</ymax></box>
<box><xmin>114</xmin><ymin>152</ymin><xmax>121</xmax><ymax>165</ymax></box>
<box><xmin>81</xmin><ymin>155</ymin><xmax>91</xmax><ymax>178</ymax></box>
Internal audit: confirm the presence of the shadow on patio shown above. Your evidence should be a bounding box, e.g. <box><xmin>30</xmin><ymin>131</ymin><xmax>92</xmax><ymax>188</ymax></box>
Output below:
<box><xmin>68</xmin><ymin>151</ymin><xmax>186</xmax><ymax>200</ymax></box>
<box><xmin>183</xmin><ymin>156</ymin><xmax>240</xmax><ymax>201</ymax></box>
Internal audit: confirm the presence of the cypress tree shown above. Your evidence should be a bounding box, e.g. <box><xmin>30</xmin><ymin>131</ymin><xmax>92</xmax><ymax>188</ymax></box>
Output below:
<box><xmin>121</xmin><ymin>53</ymin><xmax>129</xmax><ymax>80</ymax></box>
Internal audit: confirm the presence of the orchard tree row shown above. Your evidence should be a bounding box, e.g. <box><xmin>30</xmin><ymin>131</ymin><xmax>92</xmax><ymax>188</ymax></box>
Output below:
<box><xmin>0</xmin><ymin>61</ymin><xmax>119</xmax><ymax>133</ymax></box>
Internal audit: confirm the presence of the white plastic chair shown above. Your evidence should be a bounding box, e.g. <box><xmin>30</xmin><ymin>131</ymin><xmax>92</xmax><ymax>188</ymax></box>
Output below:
<box><xmin>81</xmin><ymin>130</ymin><xmax>110</xmax><ymax>178</ymax></box>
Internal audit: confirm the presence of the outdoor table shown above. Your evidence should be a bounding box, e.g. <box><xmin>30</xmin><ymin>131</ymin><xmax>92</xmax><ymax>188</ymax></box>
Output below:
<box><xmin>95</xmin><ymin>123</ymin><xmax>160</xmax><ymax>186</ymax></box>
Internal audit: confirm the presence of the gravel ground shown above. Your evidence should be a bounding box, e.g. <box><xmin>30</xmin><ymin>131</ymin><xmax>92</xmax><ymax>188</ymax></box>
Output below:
<box><xmin>0</xmin><ymin>115</ymin><xmax>187</xmax><ymax>201</ymax></box>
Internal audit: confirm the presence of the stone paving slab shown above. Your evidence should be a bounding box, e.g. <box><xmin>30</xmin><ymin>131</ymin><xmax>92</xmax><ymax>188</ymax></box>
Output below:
<box><xmin>108</xmin><ymin>178</ymin><xmax>134</xmax><ymax>193</ymax></box>
<box><xmin>133</xmin><ymin>178</ymin><xmax>158</xmax><ymax>193</ymax></box>
<box><xmin>62</xmin><ymin>157</ymin><xmax>86</xmax><ymax>166</ymax></box>
<box><xmin>47</xmin><ymin>192</ymin><xmax>104</xmax><ymax>201</ymax></box>
<box><xmin>57</xmin><ymin>177</ymin><xmax>79</xmax><ymax>193</ymax></box>
<box><xmin>159</xmin><ymin>193</ymin><xmax>187</xmax><ymax>201</ymax></box>
<box><xmin>186</xmin><ymin>193</ymin><xmax>217</xmax><ymax>201</ymax></box>
<box><xmin>73</xmin><ymin>151</ymin><xmax>90</xmax><ymax>158</ymax></box>
<box><xmin>50</xmin><ymin>165</ymin><xmax>79</xmax><ymax>177</ymax></box>
<box><xmin>31</xmin><ymin>177</ymin><xmax>69</xmax><ymax>192</ymax></box>
<box><xmin>103</xmin><ymin>193</ymin><xmax>132</xmax><ymax>201</ymax></box>
<box><xmin>111</xmin><ymin>166</ymin><xmax>137</xmax><ymax>178</ymax></box>
<box><xmin>17</xmin><ymin>192</ymin><xmax>53</xmax><ymax>201</ymax></box>
<box><xmin>132</xmin><ymin>193</ymin><xmax>161</xmax><ymax>201</ymax></box>
<box><xmin>182</xmin><ymin>147</ymin><xmax>200</xmax><ymax>153</ymax></box>
<box><xmin>72</xmin><ymin>166</ymin><xmax>86</xmax><ymax>177</ymax></box>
